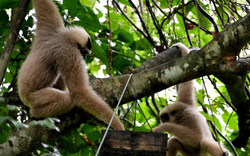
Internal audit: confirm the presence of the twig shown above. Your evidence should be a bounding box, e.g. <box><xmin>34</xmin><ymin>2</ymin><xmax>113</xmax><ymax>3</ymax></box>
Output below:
<box><xmin>145</xmin><ymin>0</ymin><xmax>168</xmax><ymax>50</ymax></box>
<box><xmin>197</xmin><ymin>1</ymin><xmax>220</xmax><ymax>33</ymax></box>
<box><xmin>112</xmin><ymin>1</ymin><xmax>148</xmax><ymax>41</ymax></box>
<box><xmin>151</xmin><ymin>94</ymin><xmax>161</xmax><ymax>114</ymax></box>
<box><xmin>211</xmin><ymin>0</ymin><xmax>225</xmax><ymax>26</ymax></box>
<box><xmin>208</xmin><ymin>121</ymin><xmax>238</xmax><ymax>156</ymax></box>
<box><xmin>176</xmin><ymin>11</ymin><xmax>212</xmax><ymax>35</ymax></box>
<box><xmin>138</xmin><ymin>102</ymin><xmax>152</xmax><ymax>130</ymax></box>
<box><xmin>128</xmin><ymin>0</ymin><xmax>155</xmax><ymax>47</ymax></box>
<box><xmin>207</xmin><ymin>76</ymin><xmax>237</xmax><ymax>112</ymax></box>
<box><xmin>151</xmin><ymin>0</ymin><xmax>168</xmax><ymax>17</ymax></box>
<box><xmin>0</xmin><ymin>0</ymin><xmax>31</xmax><ymax>85</ymax></box>
<box><xmin>181</xmin><ymin>0</ymin><xmax>193</xmax><ymax>46</ymax></box>
<box><xmin>107</xmin><ymin>0</ymin><xmax>113</xmax><ymax>76</ymax></box>
<box><xmin>145</xmin><ymin>97</ymin><xmax>160</xmax><ymax>124</ymax></box>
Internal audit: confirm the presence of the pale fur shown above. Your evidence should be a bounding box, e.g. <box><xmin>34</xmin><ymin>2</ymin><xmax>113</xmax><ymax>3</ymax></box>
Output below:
<box><xmin>154</xmin><ymin>43</ymin><xmax>232</xmax><ymax>156</ymax></box>
<box><xmin>18</xmin><ymin>0</ymin><xmax>124</xmax><ymax>130</ymax></box>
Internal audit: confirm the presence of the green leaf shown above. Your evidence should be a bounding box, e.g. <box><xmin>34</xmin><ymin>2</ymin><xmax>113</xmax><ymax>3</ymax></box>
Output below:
<box><xmin>4</xmin><ymin>72</ymin><xmax>12</xmax><ymax>83</ymax></box>
<box><xmin>117</xmin><ymin>29</ymin><xmax>134</xmax><ymax>43</ymax></box>
<box><xmin>0</xmin><ymin>123</ymin><xmax>11</xmax><ymax>144</ymax></box>
<box><xmin>0</xmin><ymin>10</ymin><xmax>8</xmax><ymax>24</ymax></box>
<box><xmin>6</xmin><ymin>105</ymin><xmax>20</xmax><ymax>111</ymax></box>
<box><xmin>135</xmin><ymin>126</ymin><xmax>149</xmax><ymax>132</ymax></box>
<box><xmin>0</xmin><ymin>116</ymin><xmax>11</xmax><ymax>125</ymax></box>
<box><xmin>81</xmin><ymin>123</ymin><xmax>95</xmax><ymax>134</ymax></box>
<box><xmin>60</xmin><ymin>139</ymin><xmax>81</xmax><ymax>153</ymax></box>
<box><xmin>159</xmin><ymin>0</ymin><xmax>169</xmax><ymax>9</ymax></box>
<box><xmin>87</xmin><ymin>130</ymin><xmax>100</xmax><ymax>142</ymax></box>
<box><xmin>0</xmin><ymin>0</ymin><xmax>19</xmax><ymax>9</ymax></box>
<box><xmin>80</xmin><ymin>0</ymin><xmax>96</xmax><ymax>8</ymax></box>
<box><xmin>8</xmin><ymin>119</ymin><xmax>28</xmax><ymax>129</ymax></box>
<box><xmin>29</xmin><ymin>118</ymin><xmax>60</xmax><ymax>132</ymax></box>
<box><xmin>64</xmin><ymin>0</ymin><xmax>78</xmax><ymax>18</ymax></box>
<box><xmin>92</xmin><ymin>41</ymin><xmax>109</xmax><ymax>67</ymax></box>
<box><xmin>222</xmin><ymin>112</ymin><xmax>238</xmax><ymax>130</ymax></box>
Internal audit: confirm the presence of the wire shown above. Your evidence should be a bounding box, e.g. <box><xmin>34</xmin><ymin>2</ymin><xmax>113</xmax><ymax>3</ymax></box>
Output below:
<box><xmin>95</xmin><ymin>74</ymin><xmax>133</xmax><ymax>156</ymax></box>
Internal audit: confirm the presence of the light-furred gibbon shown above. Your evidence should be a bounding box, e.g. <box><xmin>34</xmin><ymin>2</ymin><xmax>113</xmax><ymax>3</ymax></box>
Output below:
<box><xmin>18</xmin><ymin>0</ymin><xmax>124</xmax><ymax>130</ymax></box>
<box><xmin>154</xmin><ymin>43</ymin><xmax>232</xmax><ymax>156</ymax></box>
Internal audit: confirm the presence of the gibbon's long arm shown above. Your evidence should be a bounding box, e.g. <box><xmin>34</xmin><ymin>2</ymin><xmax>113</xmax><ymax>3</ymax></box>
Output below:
<box><xmin>153</xmin><ymin>122</ymin><xmax>201</xmax><ymax>148</ymax></box>
<box><xmin>32</xmin><ymin>0</ymin><xmax>63</xmax><ymax>36</ymax></box>
<box><xmin>18</xmin><ymin>0</ymin><xmax>124</xmax><ymax>130</ymax></box>
<box><xmin>171</xmin><ymin>43</ymin><xmax>195</xmax><ymax>106</ymax></box>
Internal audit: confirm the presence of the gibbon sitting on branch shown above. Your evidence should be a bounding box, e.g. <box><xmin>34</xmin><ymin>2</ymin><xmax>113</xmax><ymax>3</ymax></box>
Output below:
<box><xmin>154</xmin><ymin>43</ymin><xmax>232</xmax><ymax>156</ymax></box>
<box><xmin>18</xmin><ymin>0</ymin><xmax>124</xmax><ymax>130</ymax></box>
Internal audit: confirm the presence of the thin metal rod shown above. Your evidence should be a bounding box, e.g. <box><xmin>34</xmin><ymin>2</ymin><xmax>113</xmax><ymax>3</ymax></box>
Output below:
<box><xmin>138</xmin><ymin>102</ymin><xmax>152</xmax><ymax>130</ymax></box>
<box><xmin>133</xmin><ymin>100</ymin><xmax>138</xmax><ymax>131</ymax></box>
<box><xmin>95</xmin><ymin>74</ymin><xmax>133</xmax><ymax>156</ymax></box>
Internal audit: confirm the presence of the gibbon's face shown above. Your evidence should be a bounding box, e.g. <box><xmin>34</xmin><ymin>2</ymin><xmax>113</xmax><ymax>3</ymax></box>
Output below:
<box><xmin>159</xmin><ymin>102</ymin><xmax>186</xmax><ymax>123</ymax></box>
<box><xmin>78</xmin><ymin>36</ymin><xmax>92</xmax><ymax>60</ymax></box>
<box><xmin>67</xmin><ymin>26</ymin><xmax>92</xmax><ymax>60</ymax></box>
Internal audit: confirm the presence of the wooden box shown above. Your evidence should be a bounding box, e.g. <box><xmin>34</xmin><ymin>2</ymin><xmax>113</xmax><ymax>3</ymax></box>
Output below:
<box><xmin>100</xmin><ymin>130</ymin><xmax>168</xmax><ymax>156</ymax></box>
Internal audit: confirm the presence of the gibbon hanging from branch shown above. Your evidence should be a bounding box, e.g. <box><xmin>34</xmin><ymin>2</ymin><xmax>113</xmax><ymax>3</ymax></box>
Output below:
<box><xmin>154</xmin><ymin>43</ymin><xmax>232</xmax><ymax>156</ymax></box>
<box><xmin>18</xmin><ymin>0</ymin><xmax>124</xmax><ymax>130</ymax></box>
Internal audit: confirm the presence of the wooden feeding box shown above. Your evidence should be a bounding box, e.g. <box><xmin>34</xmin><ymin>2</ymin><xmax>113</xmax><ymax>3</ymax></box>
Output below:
<box><xmin>100</xmin><ymin>130</ymin><xmax>168</xmax><ymax>156</ymax></box>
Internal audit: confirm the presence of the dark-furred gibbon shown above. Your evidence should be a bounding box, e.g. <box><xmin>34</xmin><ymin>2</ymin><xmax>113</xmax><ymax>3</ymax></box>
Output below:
<box><xmin>18</xmin><ymin>0</ymin><xmax>124</xmax><ymax>130</ymax></box>
<box><xmin>154</xmin><ymin>43</ymin><xmax>232</xmax><ymax>156</ymax></box>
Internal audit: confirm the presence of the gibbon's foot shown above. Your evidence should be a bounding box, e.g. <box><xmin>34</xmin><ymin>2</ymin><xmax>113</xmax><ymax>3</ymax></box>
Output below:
<box><xmin>170</xmin><ymin>42</ymin><xmax>186</xmax><ymax>49</ymax></box>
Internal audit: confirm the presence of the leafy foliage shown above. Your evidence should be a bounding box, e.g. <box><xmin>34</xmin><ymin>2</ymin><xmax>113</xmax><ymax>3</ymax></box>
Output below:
<box><xmin>0</xmin><ymin>0</ymin><xmax>250</xmax><ymax>155</ymax></box>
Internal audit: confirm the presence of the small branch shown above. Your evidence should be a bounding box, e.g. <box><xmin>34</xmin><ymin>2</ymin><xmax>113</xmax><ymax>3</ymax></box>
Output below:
<box><xmin>151</xmin><ymin>94</ymin><xmax>161</xmax><ymax>115</ymax></box>
<box><xmin>211</xmin><ymin>0</ymin><xmax>225</xmax><ymax>26</ymax></box>
<box><xmin>207</xmin><ymin>76</ymin><xmax>237</xmax><ymax>112</ymax></box>
<box><xmin>176</xmin><ymin>11</ymin><xmax>212</xmax><ymax>35</ymax></box>
<box><xmin>128</xmin><ymin>0</ymin><xmax>155</xmax><ymax>47</ymax></box>
<box><xmin>107</xmin><ymin>0</ymin><xmax>113</xmax><ymax>76</ymax></box>
<box><xmin>0</xmin><ymin>0</ymin><xmax>31</xmax><ymax>85</ymax></box>
<box><xmin>208</xmin><ymin>121</ymin><xmax>238</xmax><ymax>156</ymax></box>
<box><xmin>181</xmin><ymin>0</ymin><xmax>193</xmax><ymax>46</ymax></box>
<box><xmin>145</xmin><ymin>0</ymin><xmax>168</xmax><ymax>50</ymax></box>
<box><xmin>112</xmin><ymin>0</ymin><xmax>148</xmax><ymax>41</ymax></box>
<box><xmin>198</xmin><ymin>2</ymin><xmax>220</xmax><ymax>33</ymax></box>
<box><xmin>151</xmin><ymin>0</ymin><xmax>168</xmax><ymax>17</ymax></box>
<box><xmin>145</xmin><ymin>97</ymin><xmax>160</xmax><ymax>124</ymax></box>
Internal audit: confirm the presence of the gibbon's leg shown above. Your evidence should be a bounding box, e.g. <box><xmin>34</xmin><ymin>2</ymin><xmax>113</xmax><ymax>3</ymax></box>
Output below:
<box><xmin>154</xmin><ymin>122</ymin><xmax>201</xmax><ymax>149</ymax></box>
<box><xmin>176</xmin><ymin>80</ymin><xmax>195</xmax><ymax>106</ymax></box>
<box><xmin>200</xmin><ymin>138</ymin><xmax>226</xmax><ymax>156</ymax></box>
<box><xmin>59</xmin><ymin>55</ymin><xmax>124</xmax><ymax>130</ymax></box>
<box><xmin>167</xmin><ymin>137</ymin><xmax>192</xmax><ymax>156</ymax></box>
<box><xmin>171</xmin><ymin>42</ymin><xmax>190</xmax><ymax>57</ymax></box>
<box><xmin>172</xmin><ymin>43</ymin><xmax>195</xmax><ymax>106</ymax></box>
<box><xmin>28</xmin><ymin>88</ymin><xmax>73</xmax><ymax>118</ymax></box>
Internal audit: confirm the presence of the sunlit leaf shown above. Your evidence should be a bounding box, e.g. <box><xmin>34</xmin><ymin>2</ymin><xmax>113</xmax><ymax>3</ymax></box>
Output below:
<box><xmin>87</xmin><ymin>130</ymin><xmax>100</xmax><ymax>142</ymax></box>
<box><xmin>80</xmin><ymin>0</ymin><xmax>96</xmax><ymax>8</ymax></box>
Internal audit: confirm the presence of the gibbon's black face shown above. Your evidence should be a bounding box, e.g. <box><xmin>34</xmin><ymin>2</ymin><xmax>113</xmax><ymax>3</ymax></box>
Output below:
<box><xmin>160</xmin><ymin>111</ymin><xmax>177</xmax><ymax>123</ymax></box>
<box><xmin>160</xmin><ymin>113</ymin><xmax>169</xmax><ymax>122</ymax></box>
<box><xmin>78</xmin><ymin>37</ymin><xmax>92</xmax><ymax>60</ymax></box>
